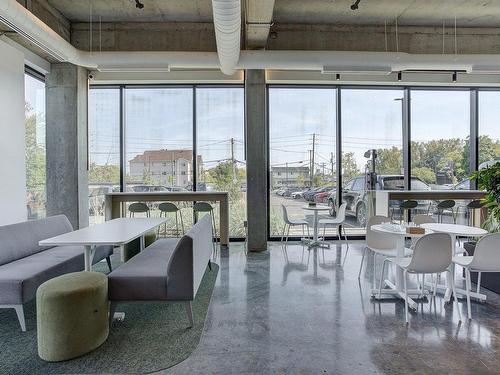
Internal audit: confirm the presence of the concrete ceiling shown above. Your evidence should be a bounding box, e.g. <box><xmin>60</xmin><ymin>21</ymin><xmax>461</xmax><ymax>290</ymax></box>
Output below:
<box><xmin>46</xmin><ymin>0</ymin><xmax>213</xmax><ymax>22</ymax></box>
<box><xmin>45</xmin><ymin>0</ymin><xmax>500</xmax><ymax>27</ymax></box>
<box><xmin>274</xmin><ymin>0</ymin><xmax>500</xmax><ymax>27</ymax></box>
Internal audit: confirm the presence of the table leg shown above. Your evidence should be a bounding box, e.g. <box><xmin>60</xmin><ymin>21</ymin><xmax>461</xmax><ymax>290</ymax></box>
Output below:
<box><xmin>140</xmin><ymin>235</ymin><xmax>145</xmax><ymax>251</ymax></box>
<box><xmin>220</xmin><ymin>197</ymin><xmax>229</xmax><ymax>248</ymax></box>
<box><xmin>372</xmin><ymin>235</ymin><xmax>422</xmax><ymax>310</ymax></box>
<box><xmin>84</xmin><ymin>245</ymin><xmax>96</xmax><ymax>272</ymax></box>
<box><xmin>444</xmin><ymin>234</ymin><xmax>456</xmax><ymax>302</ymax></box>
<box><xmin>313</xmin><ymin>211</ymin><xmax>319</xmax><ymax>242</ymax></box>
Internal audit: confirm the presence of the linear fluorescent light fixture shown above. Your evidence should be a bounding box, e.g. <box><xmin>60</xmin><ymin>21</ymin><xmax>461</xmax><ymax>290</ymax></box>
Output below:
<box><xmin>321</xmin><ymin>66</ymin><xmax>392</xmax><ymax>75</ymax></box>
<box><xmin>470</xmin><ymin>66</ymin><xmax>500</xmax><ymax>74</ymax></box>
<box><xmin>0</xmin><ymin>15</ymin><xmax>67</xmax><ymax>62</ymax></box>
<box><xmin>97</xmin><ymin>66</ymin><xmax>171</xmax><ymax>73</ymax></box>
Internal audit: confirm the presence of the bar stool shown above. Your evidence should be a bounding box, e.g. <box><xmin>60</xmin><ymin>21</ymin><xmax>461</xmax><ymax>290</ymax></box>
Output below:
<box><xmin>429</xmin><ymin>199</ymin><xmax>456</xmax><ymax>223</ymax></box>
<box><xmin>158</xmin><ymin>202</ymin><xmax>184</xmax><ymax>237</ymax></box>
<box><xmin>193</xmin><ymin>202</ymin><xmax>217</xmax><ymax>252</ymax></box>
<box><xmin>128</xmin><ymin>202</ymin><xmax>150</xmax><ymax>217</ymax></box>
<box><xmin>391</xmin><ymin>200</ymin><xmax>418</xmax><ymax>223</ymax></box>
<box><xmin>465</xmin><ymin>200</ymin><xmax>485</xmax><ymax>226</ymax></box>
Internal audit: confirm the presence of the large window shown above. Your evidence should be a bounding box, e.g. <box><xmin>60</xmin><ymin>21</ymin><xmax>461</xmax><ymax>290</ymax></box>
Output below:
<box><xmin>196</xmin><ymin>87</ymin><xmax>246</xmax><ymax>236</ymax></box>
<box><xmin>125</xmin><ymin>88</ymin><xmax>194</xmax><ymax>190</ymax></box>
<box><xmin>410</xmin><ymin>90</ymin><xmax>470</xmax><ymax>189</ymax></box>
<box><xmin>269</xmin><ymin>87</ymin><xmax>336</xmax><ymax>237</ymax></box>
<box><xmin>88</xmin><ymin>88</ymin><xmax>121</xmax><ymax>224</ymax></box>
<box><xmin>341</xmin><ymin>89</ymin><xmax>404</xmax><ymax>231</ymax></box>
<box><xmin>478</xmin><ymin>91</ymin><xmax>500</xmax><ymax>167</ymax></box>
<box><xmin>24</xmin><ymin>72</ymin><xmax>46</xmax><ymax>220</ymax></box>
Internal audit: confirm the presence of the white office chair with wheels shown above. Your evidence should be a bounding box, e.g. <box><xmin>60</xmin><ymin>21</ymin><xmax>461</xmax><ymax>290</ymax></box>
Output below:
<box><xmin>358</xmin><ymin>215</ymin><xmax>412</xmax><ymax>280</ymax></box>
<box><xmin>453</xmin><ymin>233</ymin><xmax>500</xmax><ymax>320</ymax></box>
<box><xmin>378</xmin><ymin>232</ymin><xmax>462</xmax><ymax>324</ymax></box>
<box><xmin>319</xmin><ymin>203</ymin><xmax>348</xmax><ymax>244</ymax></box>
<box><xmin>281</xmin><ymin>204</ymin><xmax>310</xmax><ymax>242</ymax></box>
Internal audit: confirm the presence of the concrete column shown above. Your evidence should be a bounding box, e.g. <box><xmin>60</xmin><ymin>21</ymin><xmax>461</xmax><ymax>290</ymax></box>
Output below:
<box><xmin>45</xmin><ymin>63</ymin><xmax>89</xmax><ymax>229</ymax></box>
<box><xmin>245</xmin><ymin>70</ymin><xmax>268</xmax><ymax>251</ymax></box>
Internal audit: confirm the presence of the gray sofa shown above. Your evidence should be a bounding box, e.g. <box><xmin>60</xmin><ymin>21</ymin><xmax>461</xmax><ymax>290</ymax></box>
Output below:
<box><xmin>0</xmin><ymin>215</ymin><xmax>113</xmax><ymax>331</ymax></box>
<box><xmin>108</xmin><ymin>214</ymin><xmax>213</xmax><ymax>327</ymax></box>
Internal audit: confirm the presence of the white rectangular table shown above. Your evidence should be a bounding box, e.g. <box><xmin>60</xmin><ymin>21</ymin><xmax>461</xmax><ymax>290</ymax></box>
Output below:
<box><xmin>39</xmin><ymin>218</ymin><xmax>167</xmax><ymax>271</ymax></box>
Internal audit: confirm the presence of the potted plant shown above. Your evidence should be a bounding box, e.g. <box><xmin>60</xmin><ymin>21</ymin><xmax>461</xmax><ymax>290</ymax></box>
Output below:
<box><xmin>463</xmin><ymin>162</ymin><xmax>500</xmax><ymax>287</ymax></box>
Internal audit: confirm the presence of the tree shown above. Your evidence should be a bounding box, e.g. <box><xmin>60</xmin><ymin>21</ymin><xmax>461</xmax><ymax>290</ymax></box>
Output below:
<box><xmin>412</xmin><ymin>166</ymin><xmax>436</xmax><ymax>184</ymax></box>
<box><xmin>342</xmin><ymin>152</ymin><xmax>360</xmax><ymax>182</ymax></box>
<box><xmin>89</xmin><ymin>163</ymin><xmax>120</xmax><ymax>184</ymax></box>
<box><xmin>376</xmin><ymin>147</ymin><xmax>402</xmax><ymax>174</ymax></box>
<box><xmin>25</xmin><ymin>103</ymin><xmax>45</xmax><ymax>191</ymax></box>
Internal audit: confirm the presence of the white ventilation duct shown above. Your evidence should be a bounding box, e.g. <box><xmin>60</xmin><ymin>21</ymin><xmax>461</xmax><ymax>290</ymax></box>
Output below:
<box><xmin>3</xmin><ymin>0</ymin><xmax>500</xmax><ymax>75</ymax></box>
<box><xmin>211</xmin><ymin>0</ymin><xmax>241</xmax><ymax>75</ymax></box>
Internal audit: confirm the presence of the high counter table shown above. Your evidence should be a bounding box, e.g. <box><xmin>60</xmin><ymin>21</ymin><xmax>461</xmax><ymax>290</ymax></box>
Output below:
<box><xmin>105</xmin><ymin>191</ymin><xmax>230</xmax><ymax>247</ymax></box>
<box><xmin>374</xmin><ymin>190</ymin><xmax>487</xmax><ymax>225</ymax></box>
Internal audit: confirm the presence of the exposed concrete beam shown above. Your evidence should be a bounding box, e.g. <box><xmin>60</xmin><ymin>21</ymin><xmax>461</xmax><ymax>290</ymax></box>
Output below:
<box><xmin>71</xmin><ymin>22</ymin><xmax>216</xmax><ymax>52</ymax></box>
<box><xmin>245</xmin><ymin>0</ymin><xmax>275</xmax><ymax>49</ymax></box>
<box><xmin>17</xmin><ymin>0</ymin><xmax>71</xmax><ymax>41</ymax></box>
<box><xmin>267</xmin><ymin>24</ymin><xmax>500</xmax><ymax>54</ymax></box>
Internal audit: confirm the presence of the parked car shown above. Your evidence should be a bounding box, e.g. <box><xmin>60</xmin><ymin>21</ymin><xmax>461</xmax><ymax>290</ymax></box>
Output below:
<box><xmin>275</xmin><ymin>188</ymin><xmax>287</xmax><ymax>196</ymax></box>
<box><xmin>303</xmin><ymin>186</ymin><xmax>326</xmax><ymax>201</ymax></box>
<box><xmin>305</xmin><ymin>186</ymin><xmax>334</xmax><ymax>202</ymax></box>
<box><xmin>327</xmin><ymin>175</ymin><xmax>431</xmax><ymax>226</ymax></box>
<box><xmin>314</xmin><ymin>188</ymin><xmax>335</xmax><ymax>203</ymax></box>
<box><xmin>291</xmin><ymin>188</ymin><xmax>310</xmax><ymax>199</ymax></box>
<box><xmin>282</xmin><ymin>187</ymin><xmax>302</xmax><ymax>197</ymax></box>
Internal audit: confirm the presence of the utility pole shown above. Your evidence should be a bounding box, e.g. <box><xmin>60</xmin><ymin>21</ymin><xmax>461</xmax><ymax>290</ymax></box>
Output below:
<box><xmin>311</xmin><ymin>133</ymin><xmax>316</xmax><ymax>185</ymax></box>
<box><xmin>330</xmin><ymin>152</ymin><xmax>335</xmax><ymax>180</ymax></box>
<box><xmin>321</xmin><ymin>162</ymin><xmax>326</xmax><ymax>176</ymax></box>
<box><xmin>230</xmin><ymin>137</ymin><xmax>236</xmax><ymax>182</ymax></box>
<box><xmin>285</xmin><ymin>162</ymin><xmax>288</xmax><ymax>186</ymax></box>
<box><xmin>308</xmin><ymin>150</ymin><xmax>312</xmax><ymax>186</ymax></box>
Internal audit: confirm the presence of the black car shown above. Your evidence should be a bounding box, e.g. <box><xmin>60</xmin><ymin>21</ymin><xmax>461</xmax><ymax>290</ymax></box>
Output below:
<box><xmin>327</xmin><ymin>175</ymin><xmax>431</xmax><ymax>226</ymax></box>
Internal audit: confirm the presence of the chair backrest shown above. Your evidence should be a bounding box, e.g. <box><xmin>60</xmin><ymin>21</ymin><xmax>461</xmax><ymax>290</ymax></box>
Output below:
<box><xmin>413</xmin><ymin>214</ymin><xmax>435</xmax><ymax>225</ymax></box>
<box><xmin>467</xmin><ymin>200</ymin><xmax>485</xmax><ymax>209</ymax></box>
<box><xmin>469</xmin><ymin>233</ymin><xmax>500</xmax><ymax>271</ymax></box>
<box><xmin>336</xmin><ymin>203</ymin><xmax>347</xmax><ymax>221</ymax></box>
<box><xmin>128</xmin><ymin>202</ymin><xmax>149</xmax><ymax>215</ymax></box>
<box><xmin>193</xmin><ymin>202</ymin><xmax>213</xmax><ymax>213</ymax></box>
<box><xmin>437</xmin><ymin>200</ymin><xmax>455</xmax><ymax>209</ymax></box>
<box><xmin>281</xmin><ymin>204</ymin><xmax>291</xmax><ymax>224</ymax></box>
<box><xmin>159</xmin><ymin>202</ymin><xmax>179</xmax><ymax>213</ymax></box>
<box><xmin>408</xmin><ymin>233</ymin><xmax>452</xmax><ymax>273</ymax></box>
<box><xmin>366</xmin><ymin>215</ymin><xmax>397</xmax><ymax>251</ymax></box>
<box><xmin>400</xmin><ymin>200</ymin><xmax>418</xmax><ymax>209</ymax></box>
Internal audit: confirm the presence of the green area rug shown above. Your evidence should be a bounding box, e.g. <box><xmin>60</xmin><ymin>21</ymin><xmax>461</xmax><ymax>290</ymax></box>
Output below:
<box><xmin>0</xmin><ymin>260</ymin><xmax>218</xmax><ymax>374</ymax></box>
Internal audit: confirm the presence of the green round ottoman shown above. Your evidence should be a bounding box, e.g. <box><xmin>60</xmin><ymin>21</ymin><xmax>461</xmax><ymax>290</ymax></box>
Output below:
<box><xmin>36</xmin><ymin>272</ymin><xmax>109</xmax><ymax>362</ymax></box>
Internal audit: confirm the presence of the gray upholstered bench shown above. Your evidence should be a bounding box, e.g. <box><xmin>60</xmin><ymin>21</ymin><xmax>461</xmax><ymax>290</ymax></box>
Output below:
<box><xmin>108</xmin><ymin>214</ymin><xmax>214</xmax><ymax>327</ymax></box>
<box><xmin>0</xmin><ymin>215</ymin><xmax>113</xmax><ymax>331</ymax></box>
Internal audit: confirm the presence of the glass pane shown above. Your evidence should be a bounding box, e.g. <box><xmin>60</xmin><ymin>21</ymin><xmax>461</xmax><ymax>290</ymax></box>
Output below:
<box><xmin>269</xmin><ymin>88</ymin><xmax>336</xmax><ymax>238</ymax></box>
<box><xmin>88</xmin><ymin>88</ymin><xmax>121</xmax><ymax>225</ymax></box>
<box><xmin>24</xmin><ymin>74</ymin><xmax>46</xmax><ymax>220</ymax></box>
<box><xmin>411</xmin><ymin>90</ymin><xmax>470</xmax><ymax>223</ymax></box>
<box><xmin>196</xmin><ymin>87</ymin><xmax>245</xmax><ymax>237</ymax></box>
<box><xmin>125</xmin><ymin>88</ymin><xmax>194</xmax><ymax>190</ymax></box>
<box><xmin>478</xmin><ymin>91</ymin><xmax>500</xmax><ymax>168</ymax></box>
<box><xmin>341</xmin><ymin>89</ymin><xmax>404</xmax><ymax>232</ymax></box>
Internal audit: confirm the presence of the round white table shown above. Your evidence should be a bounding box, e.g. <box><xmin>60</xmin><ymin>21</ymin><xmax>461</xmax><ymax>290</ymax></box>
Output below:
<box><xmin>420</xmin><ymin>223</ymin><xmax>488</xmax><ymax>302</ymax></box>
<box><xmin>371</xmin><ymin>223</ymin><xmax>433</xmax><ymax>309</ymax></box>
<box><xmin>302</xmin><ymin>204</ymin><xmax>331</xmax><ymax>248</ymax></box>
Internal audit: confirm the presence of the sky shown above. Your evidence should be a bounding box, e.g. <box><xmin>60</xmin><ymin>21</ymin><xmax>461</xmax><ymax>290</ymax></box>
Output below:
<box><xmin>87</xmin><ymin>86</ymin><xmax>499</xmax><ymax>177</ymax></box>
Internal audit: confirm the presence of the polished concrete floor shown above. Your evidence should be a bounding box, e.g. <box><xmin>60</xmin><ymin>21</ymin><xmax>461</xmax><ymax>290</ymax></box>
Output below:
<box><xmin>163</xmin><ymin>241</ymin><xmax>500</xmax><ymax>374</ymax></box>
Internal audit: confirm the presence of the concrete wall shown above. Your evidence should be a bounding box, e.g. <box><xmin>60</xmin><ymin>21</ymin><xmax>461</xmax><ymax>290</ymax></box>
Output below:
<box><xmin>45</xmin><ymin>63</ymin><xmax>89</xmax><ymax>229</ymax></box>
<box><xmin>0</xmin><ymin>39</ymin><xmax>27</xmax><ymax>225</ymax></box>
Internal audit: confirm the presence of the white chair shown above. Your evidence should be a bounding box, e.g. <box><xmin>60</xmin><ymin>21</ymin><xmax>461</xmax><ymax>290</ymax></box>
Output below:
<box><xmin>281</xmin><ymin>204</ymin><xmax>310</xmax><ymax>242</ymax></box>
<box><xmin>358</xmin><ymin>215</ymin><xmax>412</xmax><ymax>280</ymax></box>
<box><xmin>378</xmin><ymin>232</ymin><xmax>462</xmax><ymax>324</ymax></box>
<box><xmin>453</xmin><ymin>233</ymin><xmax>500</xmax><ymax>320</ymax></box>
<box><xmin>319</xmin><ymin>203</ymin><xmax>348</xmax><ymax>244</ymax></box>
